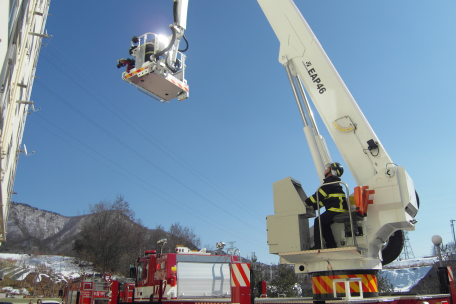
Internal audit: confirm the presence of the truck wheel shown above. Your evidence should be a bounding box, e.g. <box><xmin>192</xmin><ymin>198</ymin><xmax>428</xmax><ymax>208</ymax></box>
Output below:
<box><xmin>381</xmin><ymin>230</ymin><xmax>405</xmax><ymax>265</ymax></box>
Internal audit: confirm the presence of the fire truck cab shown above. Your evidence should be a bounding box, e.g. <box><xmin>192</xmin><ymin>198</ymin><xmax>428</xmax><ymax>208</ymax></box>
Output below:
<box><xmin>64</xmin><ymin>274</ymin><xmax>120</xmax><ymax>304</ymax></box>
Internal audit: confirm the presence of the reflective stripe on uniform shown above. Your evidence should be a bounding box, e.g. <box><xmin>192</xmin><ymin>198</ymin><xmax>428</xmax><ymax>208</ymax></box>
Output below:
<box><xmin>311</xmin><ymin>192</ymin><xmax>347</xmax><ymax>211</ymax></box>
<box><xmin>310</xmin><ymin>195</ymin><xmax>324</xmax><ymax>207</ymax></box>
<box><xmin>328</xmin><ymin>207</ymin><xmax>348</xmax><ymax>213</ymax></box>
<box><xmin>315</xmin><ymin>189</ymin><xmax>328</xmax><ymax>207</ymax></box>
<box><xmin>319</xmin><ymin>188</ymin><xmax>328</xmax><ymax>197</ymax></box>
<box><xmin>327</xmin><ymin>193</ymin><xmax>347</xmax><ymax>213</ymax></box>
<box><xmin>327</xmin><ymin>193</ymin><xmax>345</xmax><ymax>198</ymax></box>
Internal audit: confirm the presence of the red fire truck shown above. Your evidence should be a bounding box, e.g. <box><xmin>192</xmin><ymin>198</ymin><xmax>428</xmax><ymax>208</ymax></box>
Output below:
<box><xmin>63</xmin><ymin>273</ymin><xmax>134</xmax><ymax>304</ymax></box>
<box><xmin>130</xmin><ymin>245</ymin><xmax>250</xmax><ymax>304</ymax></box>
<box><xmin>63</xmin><ymin>245</ymin><xmax>250</xmax><ymax>304</ymax></box>
<box><xmin>125</xmin><ymin>245</ymin><xmax>456</xmax><ymax>304</ymax></box>
<box><xmin>63</xmin><ymin>245</ymin><xmax>456</xmax><ymax>304</ymax></box>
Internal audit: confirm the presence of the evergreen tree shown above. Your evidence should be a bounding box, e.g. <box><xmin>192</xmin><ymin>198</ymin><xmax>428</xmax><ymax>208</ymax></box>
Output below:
<box><xmin>269</xmin><ymin>264</ymin><xmax>300</xmax><ymax>297</ymax></box>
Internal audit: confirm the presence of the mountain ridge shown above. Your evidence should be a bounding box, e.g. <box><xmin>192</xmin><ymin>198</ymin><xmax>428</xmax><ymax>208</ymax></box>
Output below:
<box><xmin>0</xmin><ymin>202</ymin><xmax>87</xmax><ymax>254</ymax></box>
<box><xmin>0</xmin><ymin>202</ymin><xmax>201</xmax><ymax>257</ymax></box>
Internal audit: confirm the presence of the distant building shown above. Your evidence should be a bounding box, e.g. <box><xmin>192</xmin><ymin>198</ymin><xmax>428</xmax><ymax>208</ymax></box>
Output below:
<box><xmin>0</xmin><ymin>0</ymin><xmax>51</xmax><ymax>243</ymax></box>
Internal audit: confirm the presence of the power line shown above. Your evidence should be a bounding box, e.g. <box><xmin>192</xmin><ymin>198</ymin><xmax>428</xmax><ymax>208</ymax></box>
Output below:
<box><xmin>416</xmin><ymin>214</ymin><xmax>456</xmax><ymax>220</ymax></box>
<box><xmin>40</xmin><ymin>50</ymin><xmax>265</xmax><ymax>222</ymax></box>
<box><xmin>418</xmin><ymin>193</ymin><xmax>454</xmax><ymax>199</ymax></box>
<box><xmin>28</xmin><ymin>116</ymin><xmax>268</xmax><ymax>249</ymax></box>
<box><xmin>412</xmin><ymin>231</ymin><xmax>452</xmax><ymax>244</ymax></box>
<box><xmin>34</xmin><ymin>80</ymin><xmax>265</xmax><ymax>234</ymax></box>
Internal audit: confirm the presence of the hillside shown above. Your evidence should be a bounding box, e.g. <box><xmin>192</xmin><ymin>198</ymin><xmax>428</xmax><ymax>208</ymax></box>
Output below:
<box><xmin>0</xmin><ymin>202</ymin><xmax>87</xmax><ymax>255</ymax></box>
<box><xmin>0</xmin><ymin>253</ymin><xmax>97</xmax><ymax>297</ymax></box>
<box><xmin>0</xmin><ymin>202</ymin><xmax>202</xmax><ymax>258</ymax></box>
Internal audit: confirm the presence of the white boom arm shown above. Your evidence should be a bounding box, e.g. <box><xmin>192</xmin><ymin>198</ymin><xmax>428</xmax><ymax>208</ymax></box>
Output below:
<box><xmin>259</xmin><ymin>0</ymin><xmax>390</xmax><ymax>185</ymax></box>
<box><xmin>260</xmin><ymin>0</ymin><xmax>419</xmax><ymax>272</ymax></box>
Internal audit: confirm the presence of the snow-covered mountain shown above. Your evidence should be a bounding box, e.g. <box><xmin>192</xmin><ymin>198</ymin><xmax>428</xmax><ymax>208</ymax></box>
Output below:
<box><xmin>1</xmin><ymin>202</ymin><xmax>196</xmax><ymax>257</ymax></box>
<box><xmin>1</xmin><ymin>202</ymin><xmax>88</xmax><ymax>254</ymax></box>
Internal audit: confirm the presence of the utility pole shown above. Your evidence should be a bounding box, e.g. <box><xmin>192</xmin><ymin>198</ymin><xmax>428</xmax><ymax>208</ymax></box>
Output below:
<box><xmin>228</xmin><ymin>241</ymin><xmax>236</xmax><ymax>251</ymax></box>
<box><xmin>251</xmin><ymin>252</ymin><xmax>257</xmax><ymax>268</ymax></box>
<box><xmin>33</xmin><ymin>269</ymin><xmax>38</xmax><ymax>296</ymax></box>
<box><xmin>450</xmin><ymin>219</ymin><xmax>456</xmax><ymax>256</ymax></box>
<box><xmin>399</xmin><ymin>231</ymin><xmax>415</xmax><ymax>260</ymax></box>
<box><xmin>451</xmin><ymin>220</ymin><xmax>456</xmax><ymax>246</ymax></box>
<box><xmin>52</xmin><ymin>270</ymin><xmax>56</xmax><ymax>298</ymax></box>
<box><xmin>432</xmin><ymin>235</ymin><xmax>444</xmax><ymax>267</ymax></box>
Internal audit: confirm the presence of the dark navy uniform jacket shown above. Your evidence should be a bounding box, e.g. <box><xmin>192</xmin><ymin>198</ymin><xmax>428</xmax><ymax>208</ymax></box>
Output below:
<box><xmin>305</xmin><ymin>176</ymin><xmax>348</xmax><ymax>213</ymax></box>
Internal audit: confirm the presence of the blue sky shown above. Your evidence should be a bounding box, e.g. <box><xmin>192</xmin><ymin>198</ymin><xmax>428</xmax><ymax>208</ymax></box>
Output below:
<box><xmin>14</xmin><ymin>0</ymin><xmax>456</xmax><ymax>264</ymax></box>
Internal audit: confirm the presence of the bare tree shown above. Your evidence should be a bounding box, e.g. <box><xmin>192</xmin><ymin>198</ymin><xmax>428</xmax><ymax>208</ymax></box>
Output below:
<box><xmin>250</xmin><ymin>253</ymin><xmax>271</xmax><ymax>297</ymax></box>
<box><xmin>148</xmin><ymin>224</ymin><xmax>168</xmax><ymax>249</ymax></box>
<box><xmin>73</xmin><ymin>195</ymin><xmax>147</xmax><ymax>275</ymax></box>
<box><xmin>168</xmin><ymin>223</ymin><xmax>201</xmax><ymax>251</ymax></box>
<box><xmin>143</xmin><ymin>223</ymin><xmax>202</xmax><ymax>254</ymax></box>
<box><xmin>430</xmin><ymin>241</ymin><xmax>456</xmax><ymax>261</ymax></box>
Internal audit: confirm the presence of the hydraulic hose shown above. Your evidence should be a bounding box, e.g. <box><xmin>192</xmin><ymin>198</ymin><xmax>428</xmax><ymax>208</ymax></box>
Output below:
<box><xmin>165</xmin><ymin>52</ymin><xmax>180</xmax><ymax>73</ymax></box>
<box><xmin>178</xmin><ymin>35</ymin><xmax>189</xmax><ymax>52</ymax></box>
<box><xmin>173</xmin><ymin>1</ymin><xmax>188</xmax><ymax>53</ymax></box>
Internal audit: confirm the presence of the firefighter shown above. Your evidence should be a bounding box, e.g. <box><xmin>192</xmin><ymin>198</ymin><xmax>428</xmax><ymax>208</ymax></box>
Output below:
<box><xmin>305</xmin><ymin>162</ymin><xmax>348</xmax><ymax>250</ymax></box>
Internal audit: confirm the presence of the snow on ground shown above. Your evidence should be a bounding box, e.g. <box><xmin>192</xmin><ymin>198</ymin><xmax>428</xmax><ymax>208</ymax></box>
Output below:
<box><xmin>0</xmin><ymin>254</ymin><xmax>441</xmax><ymax>294</ymax></box>
<box><xmin>0</xmin><ymin>253</ymin><xmax>94</xmax><ymax>281</ymax></box>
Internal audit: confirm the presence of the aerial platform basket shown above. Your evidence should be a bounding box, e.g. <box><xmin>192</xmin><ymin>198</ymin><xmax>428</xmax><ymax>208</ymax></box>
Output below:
<box><xmin>119</xmin><ymin>29</ymin><xmax>189</xmax><ymax>103</ymax></box>
<box><xmin>122</xmin><ymin>58</ymin><xmax>189</xmax><ymax>103</ymax></box>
